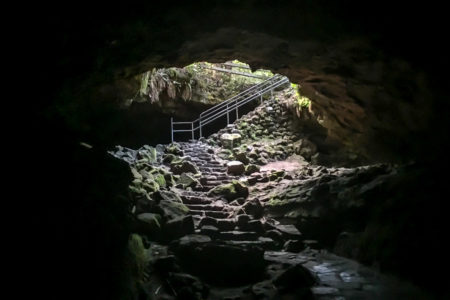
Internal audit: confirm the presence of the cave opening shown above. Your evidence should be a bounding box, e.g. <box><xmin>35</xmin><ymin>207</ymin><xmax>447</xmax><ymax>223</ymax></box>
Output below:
<box><xmin>29</xmin><ymin>3</ymin><xmax>449</xmax><ymax>300</ymax></box>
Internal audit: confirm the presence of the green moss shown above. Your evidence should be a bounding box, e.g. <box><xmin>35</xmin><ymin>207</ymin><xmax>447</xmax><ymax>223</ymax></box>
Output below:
<box><xmin>169</xmin><ymin>201</ymin><xmax>190</xmax><ymax>214</ymax></box>
<box><xmin>127</xmin><ymin>234</ymin><xmax>148</xmax><ymax>279</ymax></box>
<box><xmin>142</xmin><ymin>180</ymin><xmax>160</xmax><ymax>193</ymax></box>
<box><xmin>266</xmin><ymin>198</ymin><xmax>290</xmax><ymax>207</ymax></box>
<box><xmin>291</xmin><ymin>83</ymin><xmax>311</xmax><ymax>108</ymax></box>
<box><xmin>154</xmin><ymin>174</ymin><xmax>166</xmax><ymax>187</ymax></box>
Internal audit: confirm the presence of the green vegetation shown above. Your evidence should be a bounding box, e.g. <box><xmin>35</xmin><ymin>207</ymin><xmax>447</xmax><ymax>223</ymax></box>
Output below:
<box><xmin>138</xmin><ymin>60</ymin><xmax>275</xmax><ymax>105</ymax></box>
<box><xmin>291</xmin><ymin>83</ymin><xmax>311</xmax><ymax>108</ymax></box>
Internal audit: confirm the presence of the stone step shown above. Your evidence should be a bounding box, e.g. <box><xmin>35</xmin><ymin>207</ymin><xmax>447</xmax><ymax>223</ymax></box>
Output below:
<box><xmin>204</xmin><ymin>172</ymin><xmax>231</xmax><ymax>177</ymax></box>
<box><xmin>200</xmin><ymin>167</ymin><xmax>227</xmax><ymax>172</ymax></box>
<box><xmin>185</xmin><ymin>204</ymin><xmax>225</xmax><ymax>211</ymax></box>
<box><xmin>199</xmin><ymin>165</ymin><xmax>225</xmax><ymax>170</ymax></box>
<box><xmin>219</xmin><ymin>231</ymin><xmax>260</xmax><ymax>241</ymax></box>
<box><xmin>206</xmin><ymin>179</ymin><xmax>232</xmax><ymax>185</ymax></box>
<box><xmin>200</xmin><ymin>186</ymin><xmax>214</xmax><ymax>192</ymax></box>
<box><xmin>189</xmin><ymin>210</ymin><xmax>231</xmax><ymax>218</ymax></box>
<box><xmin>181</xmin><ymin>196</ymin><xmax>213</xmax><ymax>205</ymax></box>
<box><xmin>222</xmin><ymin>238</ymin><xmax>278</xmax><ymax>250</ymax></box>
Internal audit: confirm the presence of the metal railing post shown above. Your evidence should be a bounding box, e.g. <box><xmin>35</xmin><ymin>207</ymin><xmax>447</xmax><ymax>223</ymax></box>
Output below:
<box><xmin>235</xmin><ymin>99</ymin><xmax>238</xmax><ymax>120</ymax></box>
<box><xmin>260</xmin><ymin>95</ymin><xmax>263</xmax><ymax>104</ymax></box>
<box><xmin>170</xmin><ymin>117</ymin><xmax>174</xmax><ymax>142</ymax></box>
<box><xmin>191</xmin><ymin>122</ymin><xmax>194</xmax><ymax>141</ymax></box>
<box><xmin>199</xmin><ymin>118</ymin><xmax>202</xmax><ymax>138</ymax></box>
<box><xmin>226</xmin><ymin>104</ymin><xmax>230</xmax><ymax>124</ymax></box>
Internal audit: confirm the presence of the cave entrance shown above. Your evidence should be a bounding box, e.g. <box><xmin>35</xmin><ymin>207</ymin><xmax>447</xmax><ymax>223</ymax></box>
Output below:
<box><xmin>129</xmin><ymin>60</ymin><xmax>298</xmax><ymax>145</ymax></box>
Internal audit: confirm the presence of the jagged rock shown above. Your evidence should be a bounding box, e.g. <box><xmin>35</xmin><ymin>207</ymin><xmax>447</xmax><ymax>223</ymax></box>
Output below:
<box><xmin>272</xmin><ymin>264</ymin><xmax>315</xmax><ymax>291</ymax></box>
<box><xmin>247</xmin><ymin>176</ymin><xmax>258</xmax><ymax>185</ymax></box>
<box><xmin>220</xmin><ymin>133</ymin><xmax>242</xmax><ymax>149</ymax></box>
<box><xmin>245</xmin><ymin>164</ymin><xmax>260</xmax><ymax>175</ymax></box>
<box><xmin>240</xmin><ymin>220</ymin><xmax>264</xmax><ymax>233</ymax></box>
<box><xmin>153</xmin><ymin>255</ymin><xmax>180</xmax><ymax>275</ymax></box>
<box><xmin>242</xmin><ymin>199</ymin><xmax>264</xmax><ymax>218</ymax></box>
<box><xmin>207</xmin><ymin>180</ymin><xmax>249</xmax><ymax>201</ymax></box>
<box><xmin>157</xmin><ymin>200</ymin><xmax>189</xmax><ymax>221</ymax></box>
<box><xmin>216</xmin><ymin>219</ymin><xmax>236</xmax><ymax>231</ymax></box>
<box><xmin>303</xmin><ymin>240</ymin><xmax>320</xmax><ymax>249</ymax></box>
<box><xmin>283</xmin><ymin>240</ymin><xmax>304</xmax><ymax>253</ymax></box>
<box><xmin>269</xmin><ymin>170</ymin><xmax>285</xmax><ymax>181</ymax></box>
<box><xmin>274</xmin><ymin>224</ymin><xmax>302</xmax><ymax>239</ymax></box>
<box><xmin>236</xmin><ymin>214</ymin><xmax>251</xmax><ymax>227</ymax></box>
<box><xmin>227</xmin><ymin>161</ymin><xmax>245</xmax><ymax>175</ymax></box>
<box><xmin>153</xmin><ymin>190</ymin><xmax>183</xmax><ymax>203</ymax></box>
<box><xmin>252</xmin><ymin>280</ymin><xmax>277</xmax><ymax>299</ymax></box>
<box><xmin>176</xmin><ymin>234</ymin><xmax>212</xmax><ymax>247</ymax></box>
<box><xmin>134</xmin><ymin>213</ymin><xmax>162</xmax><ymax>237</ymax></box>
<box><xmin>198</xmin><ymin>216</ymin><xmax>217</xmax><ymax>228</ymax></box>
<box><xmin>166</xmin><ymin>143</ymin><xmax>183</xmax><ymax>155</ymax></box>
<box><xmin>170</xmin><ymin>160</ymin><xmax>200</xmax><ymax>175</ymax></box>
<box><xmin>293</xmin><ymin>139</ymin><xmax>317</xmax><ymax>161</ymax></box>
<box><xmin>265</xmin><ymin>230</ymin><xmax>284</xmax><ymax>243</ymax></box>
<box><xmin>168</xmin><ymin>272</ymin><xmax>209</xmax><ymax>300</ymax></box>
<box><xmin>162</xmin><ymin>215</ymin><xmax>195</xmax><ymax>241</ymax></box>
<box><xmin>178</xmin><ymin>173</ymin><xmax>200</xmax><ymax>188</ymax></box>
<box><xmin>200</xmin><ymin>225</ymin><xmax>220</xmax><ymax>239</ymax></box>
<box><xmin>163</xmin><ymin>153</ymin><xmax>177</xmax><ymax>163</ymax></box>
<box><xmin>234</xmin><ymin>151</ymin><xmax>250</xmax><ymax>164</ymax></box>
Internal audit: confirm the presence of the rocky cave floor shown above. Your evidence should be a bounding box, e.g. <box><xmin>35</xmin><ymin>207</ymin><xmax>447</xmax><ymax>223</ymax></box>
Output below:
<box><xmin>111</xmin><ymin>97</ymin><xmax>431</xmax><ymax>299</ymax></box>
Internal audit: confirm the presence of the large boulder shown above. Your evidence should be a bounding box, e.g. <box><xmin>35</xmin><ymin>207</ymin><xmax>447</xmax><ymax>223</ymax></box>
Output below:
<box><xmin>227</xmin><ymin>161</ymin><xmax>245</xmax><ymax>175</ymax></box>
<box><xmin>170</xmin><ymin>160</ymin><xmax>200</xmax><ymax>175</ymax></box>
<box><xmin>162</xmin><ymin>215</ymin><xmax>195</xmax><ymax>241</ymax></box>
<box><xmin>207</xmin><ymin>180</ymin><xmax>249</xmax><ymax>201</ymax></box>
<box><xmin>220</xmin><ymin>133</ymin><xmax>242</xmax><ymax>149</ymax></box>
<box><xmin>273</xmin><ymin>264</ymin><xmax>315</xmax><ymax>291</ymax></box>
<box><xmin>134</xmin><ymin>213</ymin><xmax>162</xmax><ymax>237</ymax></box>
<box><xmin>245</xmin><ymin>164</ymin><xmax>260</xmax><ymax>175</ymax></box>
<box><xmin>177</xmin><ymin>173</ymin><xmax>200</xmax><ymax>189</ymax></box>
<box><xmin>166</xmin><ymin>143</ymin><xmax>183</xmax><ymax>155</ymax></box>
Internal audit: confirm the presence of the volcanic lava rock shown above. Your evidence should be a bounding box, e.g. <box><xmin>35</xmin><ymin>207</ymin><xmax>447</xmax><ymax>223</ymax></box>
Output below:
<box><xmin>171</xmin><ymin>240</ymin><xmax>266</xmax><ymax>285</ymax></box>
<box><xmin>207</xmin><ymin>180</ymin><xmax>249</xmax><ymax>201</ymax></box>
<box><xmin>227</xmin><ymin>160</ymin><xmax>245</xmax><ymax>175</ymax></box>
<box><xmin>170</xmin><ymin>160</ymin><xmax>200</xmax><ymax>175</ymax></box>
<box><xmin>220</xmin><ymin>133</ymin><xmax>242</xmax><ymax>149</ymax></box>
<box><xmin>273</xmin><ymin>264</ymin><xmax>315</xmax><ymax>292</ymax></box>
<box><xmin>162</xmin><ymin>215</ymin><xmax>195</xmax><ymax>241</ymax></box>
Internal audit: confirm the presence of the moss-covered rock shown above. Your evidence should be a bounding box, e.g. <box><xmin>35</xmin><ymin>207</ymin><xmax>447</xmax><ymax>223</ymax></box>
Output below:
<box><xmin>166</xmin><ymin>144</ymin><xmax>183</xmax><ymax>156</ymax></box>
<box><xmin>207</xmin><ymin>180</ymin><xmax>249</xmax><ymax>201</ymax></box>
<box><xmin>245</xmin><ymin>164</ymin><xmax>260</xmax><ymax>175</ymax></box>
<box><xmin>220</xmin><ymin>133</ymin><xmax>242</xmax><ymax>149</ymax></box>
<box><xmin>170</xmin><ymin>160</ymin><xmax>200</xmax><ymax>175</ymax></box>
<box><xmin>177</xmin><ymin>173</ymin><xmax>200</xmax><ymax>189</ymax></box>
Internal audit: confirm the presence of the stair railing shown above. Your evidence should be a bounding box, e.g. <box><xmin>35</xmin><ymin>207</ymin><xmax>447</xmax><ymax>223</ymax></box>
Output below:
<box><xmin>171</xmin><ymin>74</ymin><xmax>289</xmax><ymax>142</ymax></box>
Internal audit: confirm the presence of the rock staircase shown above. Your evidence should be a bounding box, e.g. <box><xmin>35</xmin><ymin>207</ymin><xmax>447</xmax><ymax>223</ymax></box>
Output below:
<box><xmin>175</xmin><ymin>141</ymin><xmax>288</xmax><ymax>250</ymax></box>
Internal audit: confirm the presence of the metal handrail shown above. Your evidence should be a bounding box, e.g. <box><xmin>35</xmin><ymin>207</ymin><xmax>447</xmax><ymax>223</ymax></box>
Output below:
<box><xmin>171</xmin><ymin>74</ymin><xmax>289</xmax><ymax>142</ymax></box>
<box><xmin>199</xmin><ymin>74</ymin><xmax>283</xmax><ymax>119</ymax></box>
